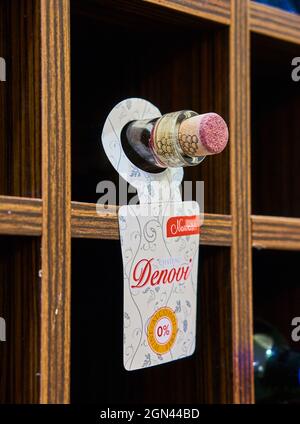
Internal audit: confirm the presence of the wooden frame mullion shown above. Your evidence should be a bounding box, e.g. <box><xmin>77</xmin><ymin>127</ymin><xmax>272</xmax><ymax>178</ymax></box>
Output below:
<box><xmin>144</xmin><ymin>0</ymin><xmax>231</xmax><ymax>24</ymax></box>
<box><xmin>250</xmin><ymin>1</ymin><xmax>300</xmax><ymax>45</ymax></box>
<box><xmin>3</xmin><ymin>195</ymin><xmax>300</xmax><ymax>252</ymax></box>
<box><xmin>40</xmin><ymin>0</ymin><xmax>71</xmax><ymax>404</ymax></box>
<box><xmin>0</xmin><ymin>196</ymin><xmax>232</xmax><ymax>246</ymax></box>
<box><xmin>229</xmin><ymin>0</ymin><xmax>254</xmax><ymax>403</ymax></box>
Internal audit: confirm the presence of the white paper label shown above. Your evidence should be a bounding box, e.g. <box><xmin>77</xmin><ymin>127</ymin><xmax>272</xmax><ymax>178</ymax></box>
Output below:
<box><xmin>119</xmin><ymin>201</ymin><xmax>200</xmax><ymax>371</ymax></box>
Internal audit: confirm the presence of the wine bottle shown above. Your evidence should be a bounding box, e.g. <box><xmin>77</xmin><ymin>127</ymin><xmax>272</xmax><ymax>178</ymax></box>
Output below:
<box><xmin>121</xmin><ymin>110</ymin><xmax>228</xmax><ymax>173</ymax></box>
<box><xmin>254</xmin><ymin>319</ymin><xmax>300</xmax><ymax>403</ymax></box>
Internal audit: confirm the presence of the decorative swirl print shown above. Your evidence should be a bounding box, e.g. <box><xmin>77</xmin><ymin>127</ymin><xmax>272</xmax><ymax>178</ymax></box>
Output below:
<box><xmin>107</xmin><ymin>117</ymin><xmax>122</xmax><ymax>171</ymax></box>
<box><xmin>143</xmin><ymin>219</ymin><xmax>159</xmax><ymax>242</ymax></box>
<box><xmin>124</xmin><ymin>344</ymin><xmax>134</xmax><ymax>368</ymax></box>
<box><xmin>127</xmin><ymin>207</ymin><xmax>144</xmax><ymax>370</ymax></box>
<box><xmin>142</xmin><ymin>219</ymin><xmax>160</xmax><ymax>251</ymax></box>
<box><xmin>124</xmin><ymin>312</ymin><xmax>131</xmax><ymax>329</ymax></box>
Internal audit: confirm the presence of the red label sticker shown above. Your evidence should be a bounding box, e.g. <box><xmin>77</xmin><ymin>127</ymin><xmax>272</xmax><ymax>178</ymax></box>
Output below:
<box><xmin>166</xmin><ymin>215</ymin><xmax>201</xmax><ymax>238</ymax></box>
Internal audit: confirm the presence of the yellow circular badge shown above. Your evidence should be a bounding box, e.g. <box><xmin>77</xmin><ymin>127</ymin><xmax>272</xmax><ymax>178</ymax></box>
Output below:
<box><xmin>147</xmin><ymin>307</ymin><xmax>178</xmax><ymax>355</ymax></box>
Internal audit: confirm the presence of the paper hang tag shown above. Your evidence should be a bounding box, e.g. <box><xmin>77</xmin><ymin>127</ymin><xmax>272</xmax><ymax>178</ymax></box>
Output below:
<box><xmin>119</xmin><ymin>201</ymin><xmax>200</xmax><ymax>371</ymax></box>
<box><xmin>102</xmin><ymin>98</ymin><xmax>202</xmax><ymax>371</ymax></box>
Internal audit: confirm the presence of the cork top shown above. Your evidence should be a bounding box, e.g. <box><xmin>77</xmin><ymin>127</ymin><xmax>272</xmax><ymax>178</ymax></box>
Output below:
<box><xmin>179</xmin><ymin>113</ymin><xmax>229</xmax><ymax>157</ymax></box>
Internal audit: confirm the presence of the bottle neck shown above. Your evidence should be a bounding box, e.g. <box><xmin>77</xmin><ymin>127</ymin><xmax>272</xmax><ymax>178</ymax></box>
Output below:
<box><xmin>121</xmin><ymin>117</ymin><xmax>163</xmax><ymax>173</ymax></box>
<box><xmin>121</xmin><ymin>111</ymin><xmax>205</xmax><ymax>173</ymax></box>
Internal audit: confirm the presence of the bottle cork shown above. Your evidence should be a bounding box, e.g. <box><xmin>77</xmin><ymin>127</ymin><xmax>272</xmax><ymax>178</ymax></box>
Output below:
<box><xmin>178</xmin><ymin>113</ymin><xmax>229</xmax><ymax>157</ymax></box>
